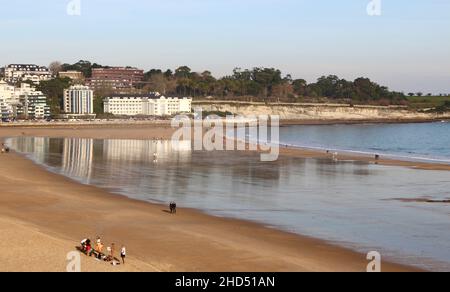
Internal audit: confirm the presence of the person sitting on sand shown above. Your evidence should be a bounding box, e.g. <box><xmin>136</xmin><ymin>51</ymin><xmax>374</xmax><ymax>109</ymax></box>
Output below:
<box><xmin>95</xmin><ymin>240</ymin><xmax>104</xmax><ymax>259</ymax></box>
<box><xmin>86</xmin><ymin>239</ymin><xmax>93</xmax><ymax>256</ymax></box>
<box><xmin>80</xmin><ymin>238</ymin><xmax>92</xmax><ymax>255</ymax></box>
<box><xmin>106</xmin><ymin>246</ymin><xmax>112</xmax><ymax>261</ymax></box>
<box><xmin>81</xmin><ymin>238</ymin><xmax>88</xmax><ymax>252</ymax></box>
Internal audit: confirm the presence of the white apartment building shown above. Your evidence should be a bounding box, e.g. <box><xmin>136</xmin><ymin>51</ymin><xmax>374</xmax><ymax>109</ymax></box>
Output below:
<box><xmin>63</xmin><ymin>85</ymin><xmax>94</xmax><ymax>115</ymax></box>
<box><xmin>0</xmin><ymin>81</ymin><xmax>50</xmax><ymax>120</ymax></box>
<box><xmin>16</xmin><ymin>90</ymin><xmax>50</xmax><ymax>119</ymax></box>
<box><xmin>0</xmin><ymin>80</ymin><xmax>16</xmax><ymax>119</ymax></box>
<box><xmin>103</xmin><ymin>93</ymin><xmax>192</xmax><ymax>116</ymax></box>
<box><xmin>0</xmin><ymin>80</ymin><xmax>16</xmax><ymax>99</ymax></box>
<box><xmin>4</xmin><ymin>64</ymin><xmax>52</xmax><ymax>84</ymax></box>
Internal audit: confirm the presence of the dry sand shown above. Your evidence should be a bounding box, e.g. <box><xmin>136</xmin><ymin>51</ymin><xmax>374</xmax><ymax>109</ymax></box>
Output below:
<box><xmin>0</xmin><ymin>125</ymin><xmax>430</xmax><ymax>272</ymax></box>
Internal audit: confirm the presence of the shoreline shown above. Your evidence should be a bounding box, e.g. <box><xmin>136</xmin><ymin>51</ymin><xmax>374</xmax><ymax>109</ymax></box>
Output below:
<box><xmin>0</xmin><ymin>116</ymin><xmax>449</xmax><ymax>129</ymax></box>
<box><xmin>276</xmin><ymin>146</ymin><xmax>450</xmax><ymax>171</ymax></box>
<box><xmin>0</xmin><ymin>126</ymin><xmax>425</xmax><ymax>272</ymax></box>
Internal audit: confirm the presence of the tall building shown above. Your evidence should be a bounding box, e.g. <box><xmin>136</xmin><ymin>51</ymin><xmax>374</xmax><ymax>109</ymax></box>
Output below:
<box><xmin>63</xmin><ymin>85</ymin><xmax>94</xmax><ymax>115</ymax></box>
<box><xmin>87</xmin><ymin>67</ymin><xmax>144</xmax><ymax>89</ymax></box>
<box><xmin>4</xmin><ymin>64</ymin><xmax>52</xmax><ymax>84</ymax></box>
<box><xmin>103</xmin><ymin>93</ymin><xmax>192</xmax><ymax>116</ymax></box>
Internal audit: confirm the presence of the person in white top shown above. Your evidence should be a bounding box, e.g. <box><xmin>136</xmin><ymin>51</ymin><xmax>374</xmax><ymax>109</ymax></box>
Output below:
<box><xmin>121</xmin><ymin>246</ymin><xmax>126</xmax><ymax>264</ymax></box>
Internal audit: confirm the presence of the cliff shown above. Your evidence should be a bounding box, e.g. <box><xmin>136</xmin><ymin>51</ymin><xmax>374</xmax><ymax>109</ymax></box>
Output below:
<box><xmin>193</xmin><ymin>101</ymin><xmax>450</xmax><ymax>122</ymax></box>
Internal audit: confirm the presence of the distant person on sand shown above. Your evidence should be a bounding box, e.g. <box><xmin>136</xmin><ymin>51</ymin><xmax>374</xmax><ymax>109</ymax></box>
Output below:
<box><xmin>81</xmin><ymin>238</ymin><xmax>88</xmax><ymax>252</ymax></box>
<box><xmin>106</xmin><ymin>246</ymin><xmax>112</xmax><ymax>261</ymax></box>
<box><xmin>121</xmin><ymin>245</ymin><xmax>126</xmax><ymax>264</ymax></box>
<box><xmin>170</xmin><ymin>202</ymin><xmax>177</xmax><ymax>214</ymax></box>
<box><xmin>95</xmin><ymin>239</ymin><xmax>104</xmax><ymax>259</ymax></box>
<box><xmin>111</xmin><ymin>243</ymin><xmax>115</xmax><ymax>260</ymax></box>
<box><xmin>85</xmin><ymin>239</ymin><xmax>92</xmax><ymax>256</ymax></box>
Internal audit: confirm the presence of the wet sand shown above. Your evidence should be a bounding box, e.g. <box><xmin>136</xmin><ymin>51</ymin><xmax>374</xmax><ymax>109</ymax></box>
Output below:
<box><xmin>0</xmin><ymin>125</ymin><xmax>431</xmax><ymax>272</ymax></box>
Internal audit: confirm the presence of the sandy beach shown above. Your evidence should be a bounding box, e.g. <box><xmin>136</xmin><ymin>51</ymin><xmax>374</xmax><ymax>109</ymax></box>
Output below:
<box><xmin>0</xmin><ymin>124</ymin><xmax>432</xmax><ymax>272</ymax></box>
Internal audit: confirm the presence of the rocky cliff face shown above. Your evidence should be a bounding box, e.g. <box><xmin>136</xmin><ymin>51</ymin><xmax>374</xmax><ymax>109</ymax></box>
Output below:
<box><xmin>193</xmin><ymin>101</ymin><xmax>450</xmax><ymax>121</ymax></box>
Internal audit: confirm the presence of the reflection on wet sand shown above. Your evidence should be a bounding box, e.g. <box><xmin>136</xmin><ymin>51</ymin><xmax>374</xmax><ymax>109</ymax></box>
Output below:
<box><xmin>9</xmin><ymin>137</ymin><xmax>192</xmax><ymax>183</ymax></box>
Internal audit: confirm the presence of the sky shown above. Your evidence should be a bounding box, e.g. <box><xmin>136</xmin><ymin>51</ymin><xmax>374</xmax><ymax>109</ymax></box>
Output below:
<box><xmin>0</xmin><ymin>0</ymin><xmax>449</xmax><ymax>94</ymax></box>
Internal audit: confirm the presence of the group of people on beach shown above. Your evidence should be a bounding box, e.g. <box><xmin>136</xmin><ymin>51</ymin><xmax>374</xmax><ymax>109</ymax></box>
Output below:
<box><xmin>79</xmin><ymin>202</ymin><xmax>177</xmax><ymax>266</ymax></box>
<box><xmin>80</xmin><ymin>237</ymin><xmax>126</xmax><ymax>266</ymax></box>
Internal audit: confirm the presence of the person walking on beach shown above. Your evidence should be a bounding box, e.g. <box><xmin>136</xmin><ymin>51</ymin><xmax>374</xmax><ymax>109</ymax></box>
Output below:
<box><xmin>120</xmin><ymin>245</ymin><xmax>126</xmax><ymax>265</ymax></box>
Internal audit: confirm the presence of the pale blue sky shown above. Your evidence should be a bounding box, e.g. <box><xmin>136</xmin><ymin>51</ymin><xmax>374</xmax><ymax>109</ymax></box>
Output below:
<box><xmin>1</xmin><ymin>0</ymin><xmax>449</xmax><ymax>93</ymax></box>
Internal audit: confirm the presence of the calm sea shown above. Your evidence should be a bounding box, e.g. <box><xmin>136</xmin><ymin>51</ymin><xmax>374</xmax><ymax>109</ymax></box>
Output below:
<box><xmin>278</xmin><ymin>122</ymin><xmax>450</xmax><ymax>163</ymax></box>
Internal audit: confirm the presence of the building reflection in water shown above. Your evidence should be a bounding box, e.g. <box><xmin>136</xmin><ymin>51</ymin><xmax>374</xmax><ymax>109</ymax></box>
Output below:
<box><xmin>9</xmin><ymin>137</ymin><xmax>50</xmax><ymax>164</ymax></box>
<box><xmin>8</xmin><ymin>137</ymin><xmax>192</xmax><ymax>185</ymax></box>
<box><xmin>62</xmin><ymin>138</ymin><xmax>94</xmax><ymax>182</ymax></box>
<box><xmin>102</xmin><ymin>139</ymin><xmax>191</xmax><ymax>163</ymax></box>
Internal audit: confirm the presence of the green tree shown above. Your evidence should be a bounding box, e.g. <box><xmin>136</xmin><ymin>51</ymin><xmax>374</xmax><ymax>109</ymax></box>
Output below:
<box><xmin>37</xmin><ymin>77</ymin><xmax>72</xmax><ymax>115</ymax></box>
<box><xmin>251</xmin><ymin>68</ymin><xmax>283</xmax><ymax>99</ymax></box>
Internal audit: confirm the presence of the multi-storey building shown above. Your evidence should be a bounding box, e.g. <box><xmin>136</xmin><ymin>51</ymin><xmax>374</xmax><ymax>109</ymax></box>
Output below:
<box><xmin>63</xmin><ymin>85</ymin><xmax>94</xmax><ymax>115</ymax></box>
<box><xmin>4</xmin><ymin>64</ymin><xmax>52</xmax><ymax>84</ymax></box>
<box><xmin>0</xmin><ymin>80</ymin><xmax>17</xmax><ymax>119</ymax></box>
<box><xmin>16</xmin><ymin>91</ymin><xmax>51</xmax><ymax>119</ymax></box>
<box><xmin>87</xmin><ymin>67</ymin><xmax>144</xmax><ymax>90</ymax></box>
<box><xmin>0</xmin><ymin>81</ymin><xmax>50</xmax><ymax>120</ymax></box>
<box><xmin>0</xmin><ymin>97</ymin><xmax>13</xmax><ymax>121</ymax></box>
<box><xmin>103</xmin><ymin>93</ymin><xmax>192</xmax><ymax>116</ymax></box>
